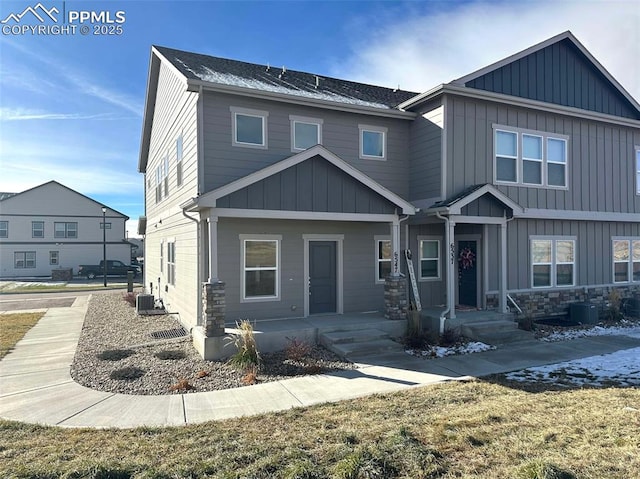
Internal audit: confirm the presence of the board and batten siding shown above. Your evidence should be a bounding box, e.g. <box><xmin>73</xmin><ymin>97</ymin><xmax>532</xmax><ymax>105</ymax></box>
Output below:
<box><xmin>201</xmin><ymin>91</ymin><xmax>412</xmax><ymax>199</ymax></box>
<box><xmin>445</xmin><ymin>95</ymin><xmax>640</xmax><ymax>213</ymax></box>
<box><xmin>217</xmin><ymin>218</ymin><xmax>390</xmax><ymax>321</ymax></box>
<box><xmin>144</xmin><ymin>60</ymin><xmax>200</xmax><ymax>328</ymax></box>
<box><xmin>409</xmin><ymin>104</ymin><xmax>442</xmax><ymax>202</ymax></box>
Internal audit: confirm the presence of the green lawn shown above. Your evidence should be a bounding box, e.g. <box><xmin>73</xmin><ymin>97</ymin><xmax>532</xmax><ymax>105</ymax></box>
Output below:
<box><xmin>1</xmin><ymin>380</ymin><xmax>638</xmax><ymax>478</ymax></box>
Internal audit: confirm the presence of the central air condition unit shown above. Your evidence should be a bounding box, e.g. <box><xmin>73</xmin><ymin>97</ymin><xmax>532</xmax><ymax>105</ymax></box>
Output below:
<box><xmin>136</xmin><ymin>294</ymin><xmax>155</xmax><ymax>313</ymax></box>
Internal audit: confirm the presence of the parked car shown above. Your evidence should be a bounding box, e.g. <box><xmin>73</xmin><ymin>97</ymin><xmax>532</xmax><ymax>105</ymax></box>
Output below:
<box><xmin>78</xmin><ymin>260</ymin><xmax>140</xmax><ymax>279</ymax></box>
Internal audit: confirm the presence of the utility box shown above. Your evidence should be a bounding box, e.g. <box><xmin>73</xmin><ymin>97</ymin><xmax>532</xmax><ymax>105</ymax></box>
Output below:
<box><xmin>627</xmin><ymin>298</ymin><xmax>640</xmax><ymax>319</ymax></box>
<box><xmin>136</xmin><ymin>294</ymin><xmax>155</xmax><ymax>314</ymax></box>
<box><xmin>570</xmin><ymin>302</ymin><xmax>598</xmax><ymax>324</ymax></box>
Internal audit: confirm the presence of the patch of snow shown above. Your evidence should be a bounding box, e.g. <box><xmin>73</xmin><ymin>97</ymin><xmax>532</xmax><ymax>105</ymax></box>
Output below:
<box><xmin>406</xmin><ymin>341</ymin><xmax>496</xmax><ymax>359</ymax></box>
<box><xmin>1</xmin><ymin>281</ymin><xmax>65</xmax><ymax>290</ymax></box>
<box><xmin>541</xmin><ymin>324</ymin><xmax>640</xmax><ymax>342</ymax></box>
<box><xmin>505</xmin><ymin>346</ymin><xmax>640</xmax><ymax>387</ymax></box>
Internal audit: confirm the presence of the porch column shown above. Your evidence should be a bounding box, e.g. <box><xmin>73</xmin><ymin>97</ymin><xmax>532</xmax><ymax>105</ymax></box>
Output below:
<box><xmin>499</xmin><ymin>220</ymin><xmax>508</xmax><ymax>313</ymax></box>
<box><xmin>390</xmin><ymin>217</ymin><xmax>401</xmax><ymax>276</ymax></box>
<box><xmin>447</xmin><ymin>219</ymin><xmax>456</xmax><ymax>320</ymax></box>
<box><xmin>207</xmin><ymin>212</ymin><xmax>218</xmax><ymax>282</ymax></box>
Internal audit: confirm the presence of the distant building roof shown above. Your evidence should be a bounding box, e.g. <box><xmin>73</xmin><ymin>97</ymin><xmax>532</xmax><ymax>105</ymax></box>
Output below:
<box><xmin>154</xmin><ymin>45</ymin><xmax>419</xmax><ymax>110</ymax></box>
<box><xmin>0</xmin><ymin>192</ymin><xmax>17</xmax><ymax>201</ymax></box>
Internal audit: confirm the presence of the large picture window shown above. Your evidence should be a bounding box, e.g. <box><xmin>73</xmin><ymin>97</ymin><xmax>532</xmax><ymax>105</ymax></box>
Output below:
<box><xmin>232</xmin><ymin>107</ymin><xmax>268</xmax><ymax>148</ymax></box>
<box><xmin>418</xmin><ymin>238</ymin><xmax>440</xmax><ymax>280</ymax></box>
<box><xmin>495</xmin><ymin>126</ymin><xmax>568</xmax><ymax>188</ymax></box>
<box><xmin>242</xmin><ymin>236</ymin><xmax>280</xmax><ymax>300</ymax></box>
<box><xmin>613</xmin><ymin>238</ymin><xmax>640</xmax><ymax>283</ymax></box>
<box><xmin>531</xmin><ymin>237</ymin><xmax>575</xmax><ymax>288</ymax></box>
<box><xmin>375</xmin><ymin>237</ymin><xmax>391</xmax><ymax>283</ymax></box>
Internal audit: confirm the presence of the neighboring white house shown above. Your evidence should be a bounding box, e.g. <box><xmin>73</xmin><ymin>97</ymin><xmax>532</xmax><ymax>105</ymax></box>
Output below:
<box><xmin>0</xmin><ymin>181</ymin><xmax>132</xmax><ymax>278</ymax></box>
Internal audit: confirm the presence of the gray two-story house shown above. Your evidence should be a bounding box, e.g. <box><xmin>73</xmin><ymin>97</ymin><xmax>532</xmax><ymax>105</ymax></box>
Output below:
<box><xmin>139</xmin><ymin>31</ymin><xmax>640</xmax><ymax>359</ymax></box>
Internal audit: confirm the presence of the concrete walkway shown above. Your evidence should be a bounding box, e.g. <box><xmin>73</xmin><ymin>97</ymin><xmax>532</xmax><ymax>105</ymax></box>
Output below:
<box><xmin>2</xmin><ymin>298</ymin><xmax>640</xmax><ymax>429</ymax></box>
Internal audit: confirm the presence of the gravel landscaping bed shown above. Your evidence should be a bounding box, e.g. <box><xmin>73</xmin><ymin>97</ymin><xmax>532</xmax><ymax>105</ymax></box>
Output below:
<box><xmin>70</xmin><ymin>293</ymin><xmax>353</xmax><ymax>395</ymax></box>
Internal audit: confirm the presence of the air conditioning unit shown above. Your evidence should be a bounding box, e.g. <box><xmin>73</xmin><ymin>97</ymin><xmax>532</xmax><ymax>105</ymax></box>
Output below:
<box><xmin>136</xmin><ymin>294</ymin><xmax>155</xmax><ymax>313</ymax></box>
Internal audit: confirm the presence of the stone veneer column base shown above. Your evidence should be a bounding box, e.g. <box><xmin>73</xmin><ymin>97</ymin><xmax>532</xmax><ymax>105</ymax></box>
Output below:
<box><xmin>384</xmin><ymin>275</ymin><xmax>408</xmax><ymax>320</ymax></box>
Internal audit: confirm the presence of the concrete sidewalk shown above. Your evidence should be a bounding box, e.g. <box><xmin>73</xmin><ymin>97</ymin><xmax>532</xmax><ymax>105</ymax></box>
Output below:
<box><xmin>2</xmin><ymin>299</ymin><xmax>640</xmax><ymax>429</ymax></box>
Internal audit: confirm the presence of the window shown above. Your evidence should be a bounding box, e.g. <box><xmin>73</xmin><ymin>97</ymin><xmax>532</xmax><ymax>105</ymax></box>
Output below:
<box><xmin>231</xmin><ymin>107</ymin><xmax>268</xmax><ymax>148</ymax></box>
<box><xmin>50</xmin><ymin>251</ymin><xmax>59</xmax><ymax>266</ymax></box>
<box><xmin>0</xmin><ymin>221</ymin><xmax>7</xmax><ymax>238</ymax></box>
<box><xmin>163</xmin><ymin>155</ymin><xmax>169</xmax><ymax>197</ymax></box>
<box><xmin>241</xmin><ymin>236</ymin><xmax>280</xmax><ymax>301</ymax></box>
<box><xmin>418</xmin><ymin>238</ymin><xmax>440</xmax><ymax>280</ymax></box>
<box><xmin>167</xmin><ymin>241</ymin><xmax>176</xmax><ymax>286</ymax></box>
<box><xmin>359</xmin><ymin>125</ymin><xmax>387</xmax><ymax>160</ymax></box>
<box><xmin>531</xmin><ymin>237</ymin><xmax>575</xmax><ymax>287</ymax></box>
<box><xmin>636</xmin><ymin>148</ymin><xmax>640</xmax><ymax>195</ymax></box>
<box><xmin>32</xmin><ymin>221</ymin><xmax>44</xmax><ymax>238</ymax></box>
<box><xmin>290</xmin><ymin>115</ymin><xmax>322</xmax><ymax>151</ymax></box>
<box><xmin>15</xmin><ymin>251</ymin><xmax>36</xmax><ymax>269</ymax></box>
<box><xmin>613</xmin><ymin>238</ymin><xmax>640</xmax><ymax>283</ymax></box>
<box><xmin>375</xmin><ymin>237</ymin><xmax>391</xmax><ymax>283</ymax></box>
<box><xmin>54</xmin><ymin>222</ymin><xmax>77</xmax><ymax>238</ymax></box>
<box><xmin>176</xmin><ymin>135</ymin><xmax>183</xmax><ymax>187</ymax></box>
<box><xmin>494</xmin><ymin>126</ymin><xmax>568</xmax><ymax>188</ymax></box>
<box><xmin>155</xmin><ymin>157</ymin><xmax>168</xmax><ymax>203</ymax></box>
<box><xmin>160</xmin><ymin>241</ymin><xmax>163</xmax><ymax>273</ymax></box>
<box><xmin>100</xmin><ymin>222</ymin><xmax>111</xmax><ymax>229</ymax></box>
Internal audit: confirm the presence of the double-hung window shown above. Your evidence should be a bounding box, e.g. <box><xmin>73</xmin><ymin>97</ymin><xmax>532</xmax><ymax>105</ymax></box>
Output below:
<box><xmin>613</xmin><ymin>238</ymin><xmax>640</xmax><ymax>283</ymax></box>
<box><xmin>50</xmin><ymin>251</ymin><xmax>59</xmax><ymax>266</ymax></box>
<box><xmin>359</xmin><ymin>125</ymin><xmax>387</xmax><ymax>160</ymax></box>
<box><xmin>167</xmin><ymin>241</ymin><xmax>176</xmax><ymax>286</ymax></box>
<box><xmin>375</xmin><ymin>237</ymin><xmax>391</xmax><ymax>283</ymax></box>
<box><xmin>418</xmin><ymin>238</ymin><xmax>440</xmax><ymax>280</ymax></box>
<box><xmin>54</xmin><ymin>222</ymin><xmax>77</xmax><ymax>238</ymax></box>
<box><xmin>531</xmin><ymin>237</ymin><xmax>575</xmax><ymax>287</ymax></box>
<box><xmin>176</xmin><ymin>135</ymin><xmax>183</xmax><ymax>187</ymax></box>
<box><xmin>494</xmin><ymin>126</ymin><xmax>568</xmax><ymax>188</ymax></box>
<box><xmin>231</xmin><ymin>107</ymin><xmax>268</xmax><ymax>149</ymax></box>
<box><xmin>0</xmin><ymin>221</ymin><xmax>7</xmax><ymax>238</ymax></box>
<box><xmin>32</xmin><ymin>221</ymin><xmax>44</xmax><ymax>238</ymax></box>
<box><xmin>15</xmin><ymin>251</ymin><xmax>36</xmax><ymax>269</ymax></box>
<box><xmin>241</xmin><ymin>235</ymin><xmax>280</xmax><ymax>301</ymax></box>
<box><xmin>290</xmin><ymin>115</ymin><xmax>322</xmax><ymax>151</ymax></box>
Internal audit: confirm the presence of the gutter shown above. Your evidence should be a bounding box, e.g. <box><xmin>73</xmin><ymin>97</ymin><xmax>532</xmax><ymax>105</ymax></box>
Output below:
<box><xmin>435</xmin><ymin>210</ymin><xmax>451</xmax><ymax>334</ymax></box>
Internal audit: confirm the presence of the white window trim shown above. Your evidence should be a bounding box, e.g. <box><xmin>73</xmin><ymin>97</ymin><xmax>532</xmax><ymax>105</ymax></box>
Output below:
<box><xmin>417</xmin><ymin>236</ymin><xmax>442</xmax><ymax>281</ymax></box>
<box><xmin>290</xmin><ymin>115</ymin><xmax>323</xmax><ymax>152</ymax></box>
<box><xmin>231</xmin><ymin>106</ymin><xmax>268</xmax><ymax>149</ymax></box>
<box><xmin>522</xmin><ymin>133</ymin><xmax>543</xmax><ymax>185</ymax></box>
<box><xmin>54</xmin><ymin>222</ymin><xmax>77</xmax><ymax>239</ymax></box>
<box><xmin>612</xmin><ymin>237</ymin><xmax>640</xmax><ymax>284</ymax></box>
<box><xmin>635</xmin><ymin>147</ymin><xmax>640</xmax><ymax>196</ymax></box>
<box><xmin>493</xmin><ymin>125</ymin><xmax>569</xmax><ymax>190</ymax></box>
<box><xmin>0</xmin><ymin>221</ymin><xmax>7</xmax><ymax>238</ymax></box>
<box><xmin>32</xmin><ymin>221</ymin><xmax>44</xmax><ymax>238</ymax></box>
<box><xmin>530</xmin><ymin>236</ymin><xmax>576</xmax><ymax>288</ymax></box>
<box><xmin>359</xmin><ymin>124</ymin><xmax>387</xmax><ymax>160</ymax></box>
<box><xmin>374</xmin><ymin>235</ymin><xmax>391</xmax><ymax>284</ymax></box>
<box><xmin>176</xmin><ymin>134</ymin><xmax>183</xmax><ymax>187</ymax></box>
<box><xmin>15</xmin><ymin>251</ymin><xmax>36</xmax><ymax>269</ymax></box>
<box><xmin>167</xmin><ymin>239</ymin><xmax>176</xmax><ymax>286</ymax></box>
<box><xmin>240</xmin><ymin>234</ymin><xmax>281</xmax><ymax>303</ymax></box>
<box><xmin>49</xmin><ymin>251</ymin><xmax>59</xmax><ymax>266</ymax></box>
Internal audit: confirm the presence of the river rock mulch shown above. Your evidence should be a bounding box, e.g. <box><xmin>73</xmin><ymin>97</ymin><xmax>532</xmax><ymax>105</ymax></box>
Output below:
<box><xmin>70</xmin><ymin>293</ymin><xmax>353</xmax><ymax>395</ymax></box>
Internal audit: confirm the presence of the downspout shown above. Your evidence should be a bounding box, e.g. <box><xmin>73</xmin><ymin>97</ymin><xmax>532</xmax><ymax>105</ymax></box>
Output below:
<box><xmin>435</xmin><ymin>211</ymin><xmax>450</xmax><ymax>334</ymax></box>
<box><xmin>182</xmin><ymin>208</ymin><xmax>200</xmax><ymax>332</ymax></box>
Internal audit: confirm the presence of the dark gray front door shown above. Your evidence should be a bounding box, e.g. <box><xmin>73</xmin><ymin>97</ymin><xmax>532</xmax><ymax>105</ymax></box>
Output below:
<box><xmin>458</xmin><ymin>240</ymin><xmax>478</xmax><ymax>308</ymax></box>
<box><xmin>309</xmin><ymin>241</ymin><xmax>337</xmax><ymax>315</ymax></box>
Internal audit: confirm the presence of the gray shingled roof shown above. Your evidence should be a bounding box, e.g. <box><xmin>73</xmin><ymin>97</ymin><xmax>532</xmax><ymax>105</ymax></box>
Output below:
<box><xmin>429</xmin><ymin>184</ymin><xmax>487</xmax><ymax>209</ymax></box>
<box><xmin>154</xmin><ymin>46</ymin><xmax>419</xmax><ymax>109</ymax></box>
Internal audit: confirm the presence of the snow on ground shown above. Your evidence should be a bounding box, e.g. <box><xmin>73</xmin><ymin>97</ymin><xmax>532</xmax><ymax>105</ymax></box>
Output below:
<box><xmin>540</xmin><ymin>322</ymin><xmax>640</xmax><ymax>342</ymax></box>
<box><xmin>406</xmin><ymin>341</ymin><xmax>495</xmax><ymax>358</ymax></box>
<box><xmin>0</xmin><ymin>281</ymin><xmax>66</xmax><ymax>291</ymax></box>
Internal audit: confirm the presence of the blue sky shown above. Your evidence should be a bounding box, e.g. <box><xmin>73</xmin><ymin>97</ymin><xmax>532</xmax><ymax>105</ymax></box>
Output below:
<box><xmin>1</xmin><ymin>0</ymin><xmax>638</xmax><ymax>237</ymax></box>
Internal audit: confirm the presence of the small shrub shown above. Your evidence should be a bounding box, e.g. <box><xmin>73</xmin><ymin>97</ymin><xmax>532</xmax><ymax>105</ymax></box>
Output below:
<box><xmin>109</xmin><ymin>367</ymin><xmax>145</xmax><ymax>380</ymax></box>
<box><xmin>228</xmin><ymin>319</ymin><xmax>261</xmax><ymax>371</ymax></box>
<box><xmin>607</xmin><ymin>289</ymin><xmax>623</xmax><ymax>321</ymax></box>
<box><xmin>169</xmin><ymin>378</ymin><xmax>194</xmax><ymax>392</ymax></box>
<box><xmin>241</xmin><ymin>365</ymin><xmax>258</xmax><ymax>385</ymax></box>
<box><xmin>154</xmin><ymin>349</ymin><xmax>186</xmax><ymax>360</ymax></box>
<box><xmin>285</xmin><ymin>337</ymin><xmax>312</xmax><ymax>361</ymax></box>
<box><xmin>97</xmin><ymin>349</ymin><xmax>135</xmax><ymax>361</ymax></box>
<box><xmin>518</xmin><ymin>315</ymin><xmax>536</xmax><ymax>332</ymax></box>
<box><xmin>122</xmin><ymin>292</ymin><xmax>136</xmax><ymax>307</ymax></box>
<box><xmin>439</xmin><ymin>327</ymin><xmax>462</xmax><ymax>347</ymax></box>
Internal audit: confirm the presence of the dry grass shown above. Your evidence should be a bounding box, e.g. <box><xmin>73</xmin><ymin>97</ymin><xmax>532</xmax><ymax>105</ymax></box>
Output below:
<box><xmin>1</xmin><ymin>380</ymin><xmax>638</xmax><ymax>478</ymax></box>
<box><xmin>0</xmin><ymin>312</ymin><xmax>44</xmax><ymax>359</ymax></box>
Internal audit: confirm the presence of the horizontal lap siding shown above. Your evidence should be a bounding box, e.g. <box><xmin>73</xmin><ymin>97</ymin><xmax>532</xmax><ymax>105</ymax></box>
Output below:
<box><xmin>202</xmin><ymin>92</ymin><xmax>411</xmax><ymax>199</ymax></box>
<box><xmin>144</xmin><ymin>61</ymin><xmax>200</xmax><ymax>328</ymax></box>
<box><xmin>446</xmin><ymin>95</ymin><xmax>640</xmax><ymax>214</ymax></box>
<box><xmin>217</xmin><ymin>218</ymin><xmax>389</xmax><ymax>321</ymax></box>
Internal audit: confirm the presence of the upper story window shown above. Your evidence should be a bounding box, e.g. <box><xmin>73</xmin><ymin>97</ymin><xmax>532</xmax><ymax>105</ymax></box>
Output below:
<box><xmin>359</xmin><ymin>124</ymin><xmax>387</xmax><ymax>160</ymax></box>
<box><xmin>636</xmin><ymin>148</ymin><xmax>640</xmax><ymax>195</ymax></box>
<box><xmin>494</xmin><ymin>126</ymin><xmax>568</xmax><ymax>188</ymax></box>
<box><xmin>613</xmin><ymin>238</ymin><xmax>640</xmax><ymax>283</ymax></box>
<box><xmin>418</xmin><ymin>237</ymin><xmax>441</xmax><ymax>280</ymax></box>
<box><xmin>231</xmin><ymin>107</ymin><xmax>268</xmax><ymax>149</ymax></box>
<box><xmin>55</xmin><ymin>222</ymin><xmax>77</xmax><ymax>239</ymax></box>
<box><xmin>32</xmin><ymin>221</ymin><xmax>44</xmax><ymax>238</ymax></box>
<box><xmin>176</xmin><ymin>135</ymin><xmax>183</xmax><ymax>187</ymax></box>
<box><xmin>290</xmin><ymin>115</ymin><xmax>322</xmax><ymax>151</ymax></box>
<box><xmin>0</xmin><ymin>221</ymin><xmax>7</xmax><ymax>238</ymax></box>
<box><xmin>155</xmin><ymin>155</ymin><xmax>169</xmax><ymax>203</ymax></box>
<box><xmin>531</xmin><ymin>237</ymin><xmax>575</xmax><ymax>288</ymax></box>
<box><xmin>375</xmin><ymin>237</ymin><xmax>391</xmax><ymax>283</ymax></box>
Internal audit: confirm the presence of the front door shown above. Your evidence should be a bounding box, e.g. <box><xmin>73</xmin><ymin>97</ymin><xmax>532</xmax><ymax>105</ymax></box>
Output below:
<box><xmin>457</xmin><ymin>240</ymin><xmax>478</xmax><ymax>308</ymax></box>
<box><xmin>309</xmin><ymin>241</ymin><xmax>337</xmax><ymax>314</ymax></box>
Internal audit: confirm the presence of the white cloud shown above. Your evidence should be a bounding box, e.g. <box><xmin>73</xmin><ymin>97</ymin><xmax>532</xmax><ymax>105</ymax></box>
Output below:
<box><xmin>0</xmin><ymin>107</ymin><xmax>117</xmax><ymax>121</ymax></box>
<box><xmin>334</xmin><ymin>0</ymin><xmax>640</xmax><ymax>101</ymax></box>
